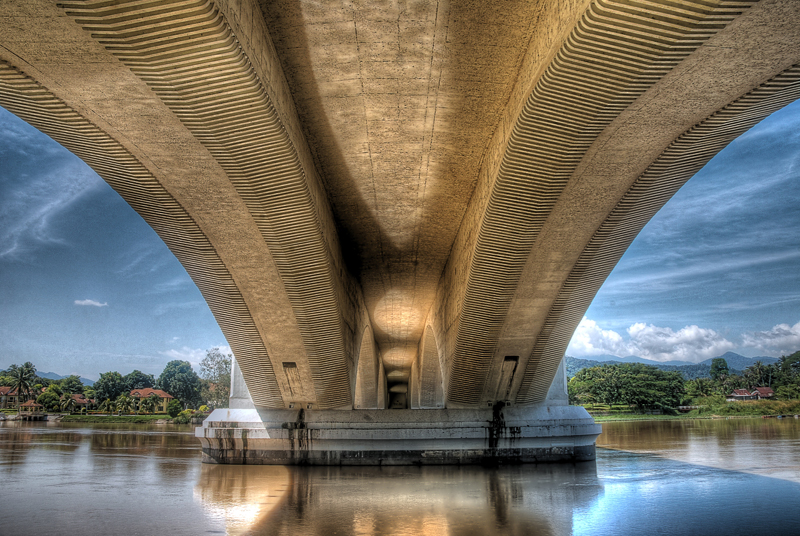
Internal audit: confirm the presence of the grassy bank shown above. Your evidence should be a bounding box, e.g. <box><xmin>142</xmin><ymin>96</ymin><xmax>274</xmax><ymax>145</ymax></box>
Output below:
<box><xmin>60</xmin><ymin>414</ymin><xmax>171</xmax><ymax>423</ymax></box>
<box><xmin>686</xmin><ymin>398</ymin><xmax>800</xmax><ymax>418</ymax></box>
<box><xmin>584</xmin><ymin>398</ymin><xmax>800</xmax><ymax>422</ymax></box>
<box><xmin>591</xmin><ymin>413</ymin><xmax>689</xmax><ymax>422</ymax></box>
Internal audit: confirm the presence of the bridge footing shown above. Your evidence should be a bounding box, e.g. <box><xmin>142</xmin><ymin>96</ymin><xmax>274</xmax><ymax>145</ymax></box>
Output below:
<box><xmin>196</xmin><ymin>405</ymin><xmax>601</xmax><ymax>465</ymax></box>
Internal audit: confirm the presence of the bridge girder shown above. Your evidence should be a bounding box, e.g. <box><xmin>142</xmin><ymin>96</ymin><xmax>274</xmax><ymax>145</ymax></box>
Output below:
<box><xmin>1</xmin><ymin>0</ymin><xmax>800</xmax><ymax>410</ymax></box>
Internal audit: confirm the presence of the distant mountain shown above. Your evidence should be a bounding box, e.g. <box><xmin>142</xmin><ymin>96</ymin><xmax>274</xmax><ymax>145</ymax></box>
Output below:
<box><xmin>698</xmin><ymin>351</ymin><xmax>779</xmax><ymax>370</ymax></box>
<box><xmin>576</xmin><ymin>354</ymin><xmax>696</xmax><ymax>367</ymax></box>
<box><xmin>37</xmin><ymin>371</ymin><xmax>95</xmax><ymax>387</ymax></box>
<box><xmin>565</xmin><ymin>356</ymin><xmax>742</xmax><ymax>381</ymax></box>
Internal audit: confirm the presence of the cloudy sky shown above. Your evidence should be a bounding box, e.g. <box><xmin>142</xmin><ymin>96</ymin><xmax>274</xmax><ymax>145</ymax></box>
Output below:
<box><xmin>1</xmin><ymin>98</ymin><xmax>799</xmax><ymax>379</ymax></box>
<box><xmin>569</xmin><ymin>99</ymin><xmax>800</xmax><ymax>362</ymax></box>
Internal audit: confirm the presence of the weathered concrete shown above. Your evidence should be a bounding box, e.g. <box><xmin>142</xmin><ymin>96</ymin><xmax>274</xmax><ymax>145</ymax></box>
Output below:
<box><xmin>196</xmin><ymin>405</ymin><xmax>600</xmax><ymax>465</ymax></box>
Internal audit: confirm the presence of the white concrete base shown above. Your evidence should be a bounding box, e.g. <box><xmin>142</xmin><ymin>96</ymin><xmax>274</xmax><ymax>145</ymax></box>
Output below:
<box><xmin>196</xmin><ymin>404</ymin><xmax>601</xmax><ymax>465</ymax></box>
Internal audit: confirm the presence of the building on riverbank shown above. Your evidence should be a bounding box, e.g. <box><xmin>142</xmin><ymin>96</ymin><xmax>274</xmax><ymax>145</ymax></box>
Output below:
<box><xmin>0</xmin><ymin>387</ymin><xmax>19</xmax><ymax>409</ymax></box>
<box><xmin>130</xmin><ymin>388</ymin><xmax>173</xmax><ymax>413</ymax></box>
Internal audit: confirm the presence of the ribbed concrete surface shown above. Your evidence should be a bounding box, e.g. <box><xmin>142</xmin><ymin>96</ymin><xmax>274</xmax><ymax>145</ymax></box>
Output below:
<box><xmin>1</xmin><ymin>0</ymin><xmax>800</xmax><ymax>410</ymax></box>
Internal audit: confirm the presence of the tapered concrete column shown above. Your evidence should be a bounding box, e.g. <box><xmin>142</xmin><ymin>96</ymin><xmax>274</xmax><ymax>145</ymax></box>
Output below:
<box><xmin>197</xmin><ymin>361</ymin><xmax>601</xmax><ymax>465</ymax></box>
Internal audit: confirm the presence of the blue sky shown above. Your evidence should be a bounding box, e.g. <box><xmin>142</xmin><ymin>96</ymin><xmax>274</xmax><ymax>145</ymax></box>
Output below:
<box><xmin>568</xmin><ymin>99</ymin><xmax>800</xmax><ymax>362</ymax></box>
<box><xmin>1</xmin><ymin>98</ymin><xmax>799</xmax><ymax>379</ymax></box>
<box><xmin>0</xmin><ymin>108</ymin><xmax>229</xmax><ymax>379</ymax></box>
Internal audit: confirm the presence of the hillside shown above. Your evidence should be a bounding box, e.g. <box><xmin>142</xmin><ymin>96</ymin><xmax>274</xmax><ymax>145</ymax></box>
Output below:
<box><xmin>37</xmin><ymin>371</ymin><xmax>95</xmax><ymax>387</ymax></box>
<box><xmin>565</xmin><ymin>356</ymin><xmax>742</xmax><ymax>380</ymax></box>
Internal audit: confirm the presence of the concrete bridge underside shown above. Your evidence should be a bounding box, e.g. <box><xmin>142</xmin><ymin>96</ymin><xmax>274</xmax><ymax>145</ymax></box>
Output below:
<box><xmin>2</xmin><ymin>0</ymin><xmax>800</xmax><ymax>464</ymax></box>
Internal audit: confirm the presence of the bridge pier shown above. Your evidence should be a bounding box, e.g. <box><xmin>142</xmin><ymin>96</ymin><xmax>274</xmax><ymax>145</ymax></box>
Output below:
<box><xmin>196</xmin><ymin>405</ymin><xmax>601</xmax><ymax>465</ymax></box>
<box><xmin>196</xmin><ymin>358</ymin><xmax>601</xmax><ymax>465</ymax></box>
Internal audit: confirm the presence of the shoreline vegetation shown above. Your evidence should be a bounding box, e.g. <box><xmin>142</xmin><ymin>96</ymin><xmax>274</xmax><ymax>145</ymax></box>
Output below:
<box><xmin>586</xmin><ymin>398</ymin><xmax>800</xmax><ymax>422</ymax></box>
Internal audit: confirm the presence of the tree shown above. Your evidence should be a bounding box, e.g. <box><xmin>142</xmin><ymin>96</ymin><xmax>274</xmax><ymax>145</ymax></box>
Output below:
<box><xmin>115</xmin><ymin>393</ymin><xmax>134</xmax><ymax>415</ymax></box>
<box><xmin>167</xmin><ymin>398</ymin><xmax>182</xmax><ymax>418</ymax></box>
<box><xmin>99</xmin><ymin>398</ymin><xmax>116</xmax><ymax>414</ymax></box>
<box><xmin>157</xmin><ymin>360</ymin><xmax>202</xmax><ymax>409</ymax></box>
<box><xmin>685</xmin><ymin>378</ymin><xmax>713</xmax><ymax>401</ymax></box>
<box><xmin>139</xmin><ymin>394</ymin><xmax>158</xmax><ymax>414</ymax></box>
<box><xmin>60</xmin><ymin>375</ymin><xmax>84</xmax><ymax>395</ymax></box>
<box><xmin>568</xmin><ymin>363</ymin><xmax>684</xmax><ymax>411</ymax></box>
<box><xmin>710</xmin><ymin>358</ymin><xmax>729</xmax><ymax>381</ymax></box>
<box><xmin>60</xmin><ymin>397</ymin><xmax>78</xmax><ymax>414</ymax></box>
<box><xmin>9</xmin><ymin>362</ymin><xmax>37</xmax><ymax>413</ymax></box>
<box><xmin>200</xmin><ymin>348</ymin><xmax>232</xmax><ymax>408</ymax></box>
<box><xmin>124</xmin><ymin>370</ymin><xmax>155</xmax><ymax>391</ymax></box>
<box><xmin>36</xmin><ymin>391</ymin><xmax>61</xmax><ymax>412</ymax></box>
<box><xmin>94</xmin><ymin>371</ymin><xmax>127</xmax><ymax>404</ymax></box>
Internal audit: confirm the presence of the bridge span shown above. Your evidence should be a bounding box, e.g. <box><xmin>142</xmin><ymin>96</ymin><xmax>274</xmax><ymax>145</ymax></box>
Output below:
<box><xmin>2</xmin><ymin>0</ymin><xmax>799</xmax><ymax>464</ymax></box>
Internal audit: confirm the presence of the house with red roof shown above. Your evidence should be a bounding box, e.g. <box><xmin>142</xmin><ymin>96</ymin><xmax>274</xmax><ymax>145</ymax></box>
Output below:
<box><xmin>65</xmin><ymin>393</ymin><xmax>95</xmax><ymax>412</ymax></box>
<box><xmin>130</xmin><ymin>388</ymin><xmax>174</xmax><ymax>413</ymax></box>
<box><xmin>727</xmin><ymin>389</ymin><xmax>757</xmax><ymax>401</ymax></box>
<box><xmin>0</xmin><ymin>386</ymin><xmax>21</xmax><ymax>409</ymax></box>
<box><xmin>752</xmin><ymin>387</ymin><xmax>775</xmax><ymax>400</ymax></box>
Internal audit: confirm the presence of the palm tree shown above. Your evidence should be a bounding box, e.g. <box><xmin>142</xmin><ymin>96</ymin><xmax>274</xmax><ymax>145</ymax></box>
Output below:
<box><xmin>60</xmin><ymin>397</ymin><xmax>77</xmax><ymax>414</ymax></box>
<box><xmin>115</xmin><ymin>393</ymin><xmax>134</xmax><ymax>415</ymax></box>
<box><xmin>9</xmin><ymin>362</ymin><xmax>36</xmax><ymax>415</ymax></box>
<box><xmin>139</xmin><ymin>395</ymin><xmax>157</xmax><ymax>414</ymax></box>
<box><xmin>99</xmin><ymin>398</ymin><xmax>116</xmax><ymax>415</ymax></box>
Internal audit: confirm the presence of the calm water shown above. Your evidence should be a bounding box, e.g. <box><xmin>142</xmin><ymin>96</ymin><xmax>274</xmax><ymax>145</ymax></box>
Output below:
<box><xmin>1</xmin><ymin>418</ymin><xmax>799</xmax><ymax>535</ymax></box>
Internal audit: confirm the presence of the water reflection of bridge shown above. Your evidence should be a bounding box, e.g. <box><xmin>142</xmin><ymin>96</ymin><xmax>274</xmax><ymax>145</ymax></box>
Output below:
<box><xmin>2</xmin><ymin>0</ymin><xmax>800</xmax><ymax>463</ymax></box>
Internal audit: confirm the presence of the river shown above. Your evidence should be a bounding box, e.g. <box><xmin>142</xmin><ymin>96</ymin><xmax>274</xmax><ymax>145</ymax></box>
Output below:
<box><xmin>1</xmin><ymin>418</ymin><xmax>799</xmax><ymax>535</ymax></box>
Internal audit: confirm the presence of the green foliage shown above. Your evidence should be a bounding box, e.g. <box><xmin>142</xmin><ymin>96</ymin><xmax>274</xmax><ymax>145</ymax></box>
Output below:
<box><xmin>98</xmin><ymin>398</ymin><xmax>116</xmax><ymax>414</ymax></box>
<box><xmin>94</xmin><ymin>371</ymin><xmax>127</xmax><ymax>403</ymax></box>
<box><xmin>59</xmin><ymin>375</ymin><xmax>84</xmax><ymax>395</ymax></box>
<box><xmin>138</xmin><ymin>394</ymin><xmax>158</xmax><ymax>414</ymax></box>
<box><xmin>158</xmin><ymin>360</ymin><xmax>202</xmax><ymax>409</ymax></box>
<box><xmin>8</xmin><ymin>362</ymin><xmax>37</xmax><ymax>412</ymax></box>
<box><xmin>167</xmin><ymin>399</ymin><xmax>182</xmax><ymax>418</ymax></box>
<box><xmin>46</xmin><ymin>383</ymin><xmax>63</xmax><ymax>396</ymax></box>
<box><xmin>775</xmin><ymin>385</ymin><xmax>800</xmax><ymax>400</ymax></box>
<box><xmin>173</xmin><ymin>409</ymin><xmax>194</xmax><ymax>424</ymax></box>
<box><xmin>115</xmin><ymin>393</ymin><xmax>134</xmax><ymax>414</ymax></box>
<box><xmin>199</xmin><ymin>348</ymin><xmax>232</xmax><ymax>408</ymax></box>
<box><xmin>199</xmin><ymin>405</ymin><xmax>210</xmax><ymax>413</ymax></box>
<box><xmin>710</xmin><ymin>358</ymin><xmax>729</xmax><ymax>381</ymax></box>
<box><xmin>689</xmin><ymin>398</ymin><xmax>800</xmax><ymax>417</ymax></box>
<box><xmin>123</xmin><ymin>370</ymin><xmax>155</xmax><ymax>391</ymax></box>
<box><xmin>36</xmin><ymin>391</ymin><xmax>61</xmax><ymax>412</ymax></box>
<box><xmin>60</xmin><ymin>414</ymin><xmax>168</xmax><ymax>423</ymax></box>
<box><xmin>569</xmin><ymin>363</ymin><xmax>684</xmax><ymax>411</ymax></box>
<box><xmin>685</xmin><ymin>378</ymin><xmax>714</xmax><ymax>402</ymax></box>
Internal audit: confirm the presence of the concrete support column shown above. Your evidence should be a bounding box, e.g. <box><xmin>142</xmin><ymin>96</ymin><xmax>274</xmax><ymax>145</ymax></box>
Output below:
<box><xmin>198</xmin><ymin>360</ymin><xmax>600</xmax><ymax>465</ymax></box>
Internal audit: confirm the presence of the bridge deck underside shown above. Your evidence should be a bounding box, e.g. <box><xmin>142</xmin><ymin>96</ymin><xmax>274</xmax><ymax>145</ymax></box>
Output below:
<box><xmin>1</xmin><ymin>0</ymin><xmax>799</xmax><ymax>410</ymax></box>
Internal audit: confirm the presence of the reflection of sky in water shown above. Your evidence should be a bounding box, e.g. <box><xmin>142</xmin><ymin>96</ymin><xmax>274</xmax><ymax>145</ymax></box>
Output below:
<box><xmin>575</xmin><ymin>449</ymin><xmax>800</xmax><ymax>536</ymax></box>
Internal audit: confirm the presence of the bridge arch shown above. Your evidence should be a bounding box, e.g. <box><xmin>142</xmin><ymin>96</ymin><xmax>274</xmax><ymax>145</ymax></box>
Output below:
<box><xmin>411</xmin><ymin>326</ymin><xmax>444</xmax><ymax>409</ymax></box>
<box><xmin>354</xmin><ymin>326</ymin><xmax>384</xmax><ymax>409</ymax></box>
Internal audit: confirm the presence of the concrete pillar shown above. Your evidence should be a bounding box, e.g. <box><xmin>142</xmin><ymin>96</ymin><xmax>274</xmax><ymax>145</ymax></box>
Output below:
<box><xmin>197</xmin><ymin>358</ymin><xmax>600</xmax><ymax>465</ymax></box>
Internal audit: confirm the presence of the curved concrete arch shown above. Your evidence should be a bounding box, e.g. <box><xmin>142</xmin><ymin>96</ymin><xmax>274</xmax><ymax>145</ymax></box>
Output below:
<box><xmin>0</xmin><ymin>0</ymin><xmax>372</xmax><ymax>409</ymax></box>
<box><xmin>413</xmin><ymin>326</ymin><xmax>444</xmax><ymax>409</ymax></box>
<box><xmin>515</xmin><ymin>66</ymin><xmax>800</xmax><ymax>403</ymax></box>
<box><xmin>440</xmin><ymin>0</ymin><xmax>800</xmax><ymax>407</ymax></box>
<box><xmin>353</xmin><ymin>326</ymin><xmax>382</xmax><ymax>409</ymax></box>
<box><xmin>0</xmin><ymin>61</ymin><xmax>283</xmax><ymax>408</ymax></box>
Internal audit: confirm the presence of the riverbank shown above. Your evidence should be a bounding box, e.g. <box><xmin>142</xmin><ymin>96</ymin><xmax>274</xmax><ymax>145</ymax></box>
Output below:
<box><xmin>60</xmin><ymin>414</ymin><xmax>172</xmax><ymax>424</ymax></box>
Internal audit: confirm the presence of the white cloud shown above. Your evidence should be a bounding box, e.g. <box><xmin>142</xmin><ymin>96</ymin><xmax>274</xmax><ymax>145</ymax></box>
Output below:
<box><xmin>74</xmin><ymin>299</ymin><xmax>108</xmax><ymax>307</ymax></box>
<box><xmin>567</xmin><ymin>317</ymin><xmax>735</xmax><ymax>362</ymax></box>
<box><xmin>742</xmin><ymin>321</ymin><xmax>800</xmax><ymax>356</ymax></box>
<box><xmin>0</xmin><ymin>161</ymin><xmax>101</xmax><ymax>260</ymax></box>
<box><xmin>159</xmin><ymin>345</ymin><xmax>233</xmax><ymax>368</ymax></box>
